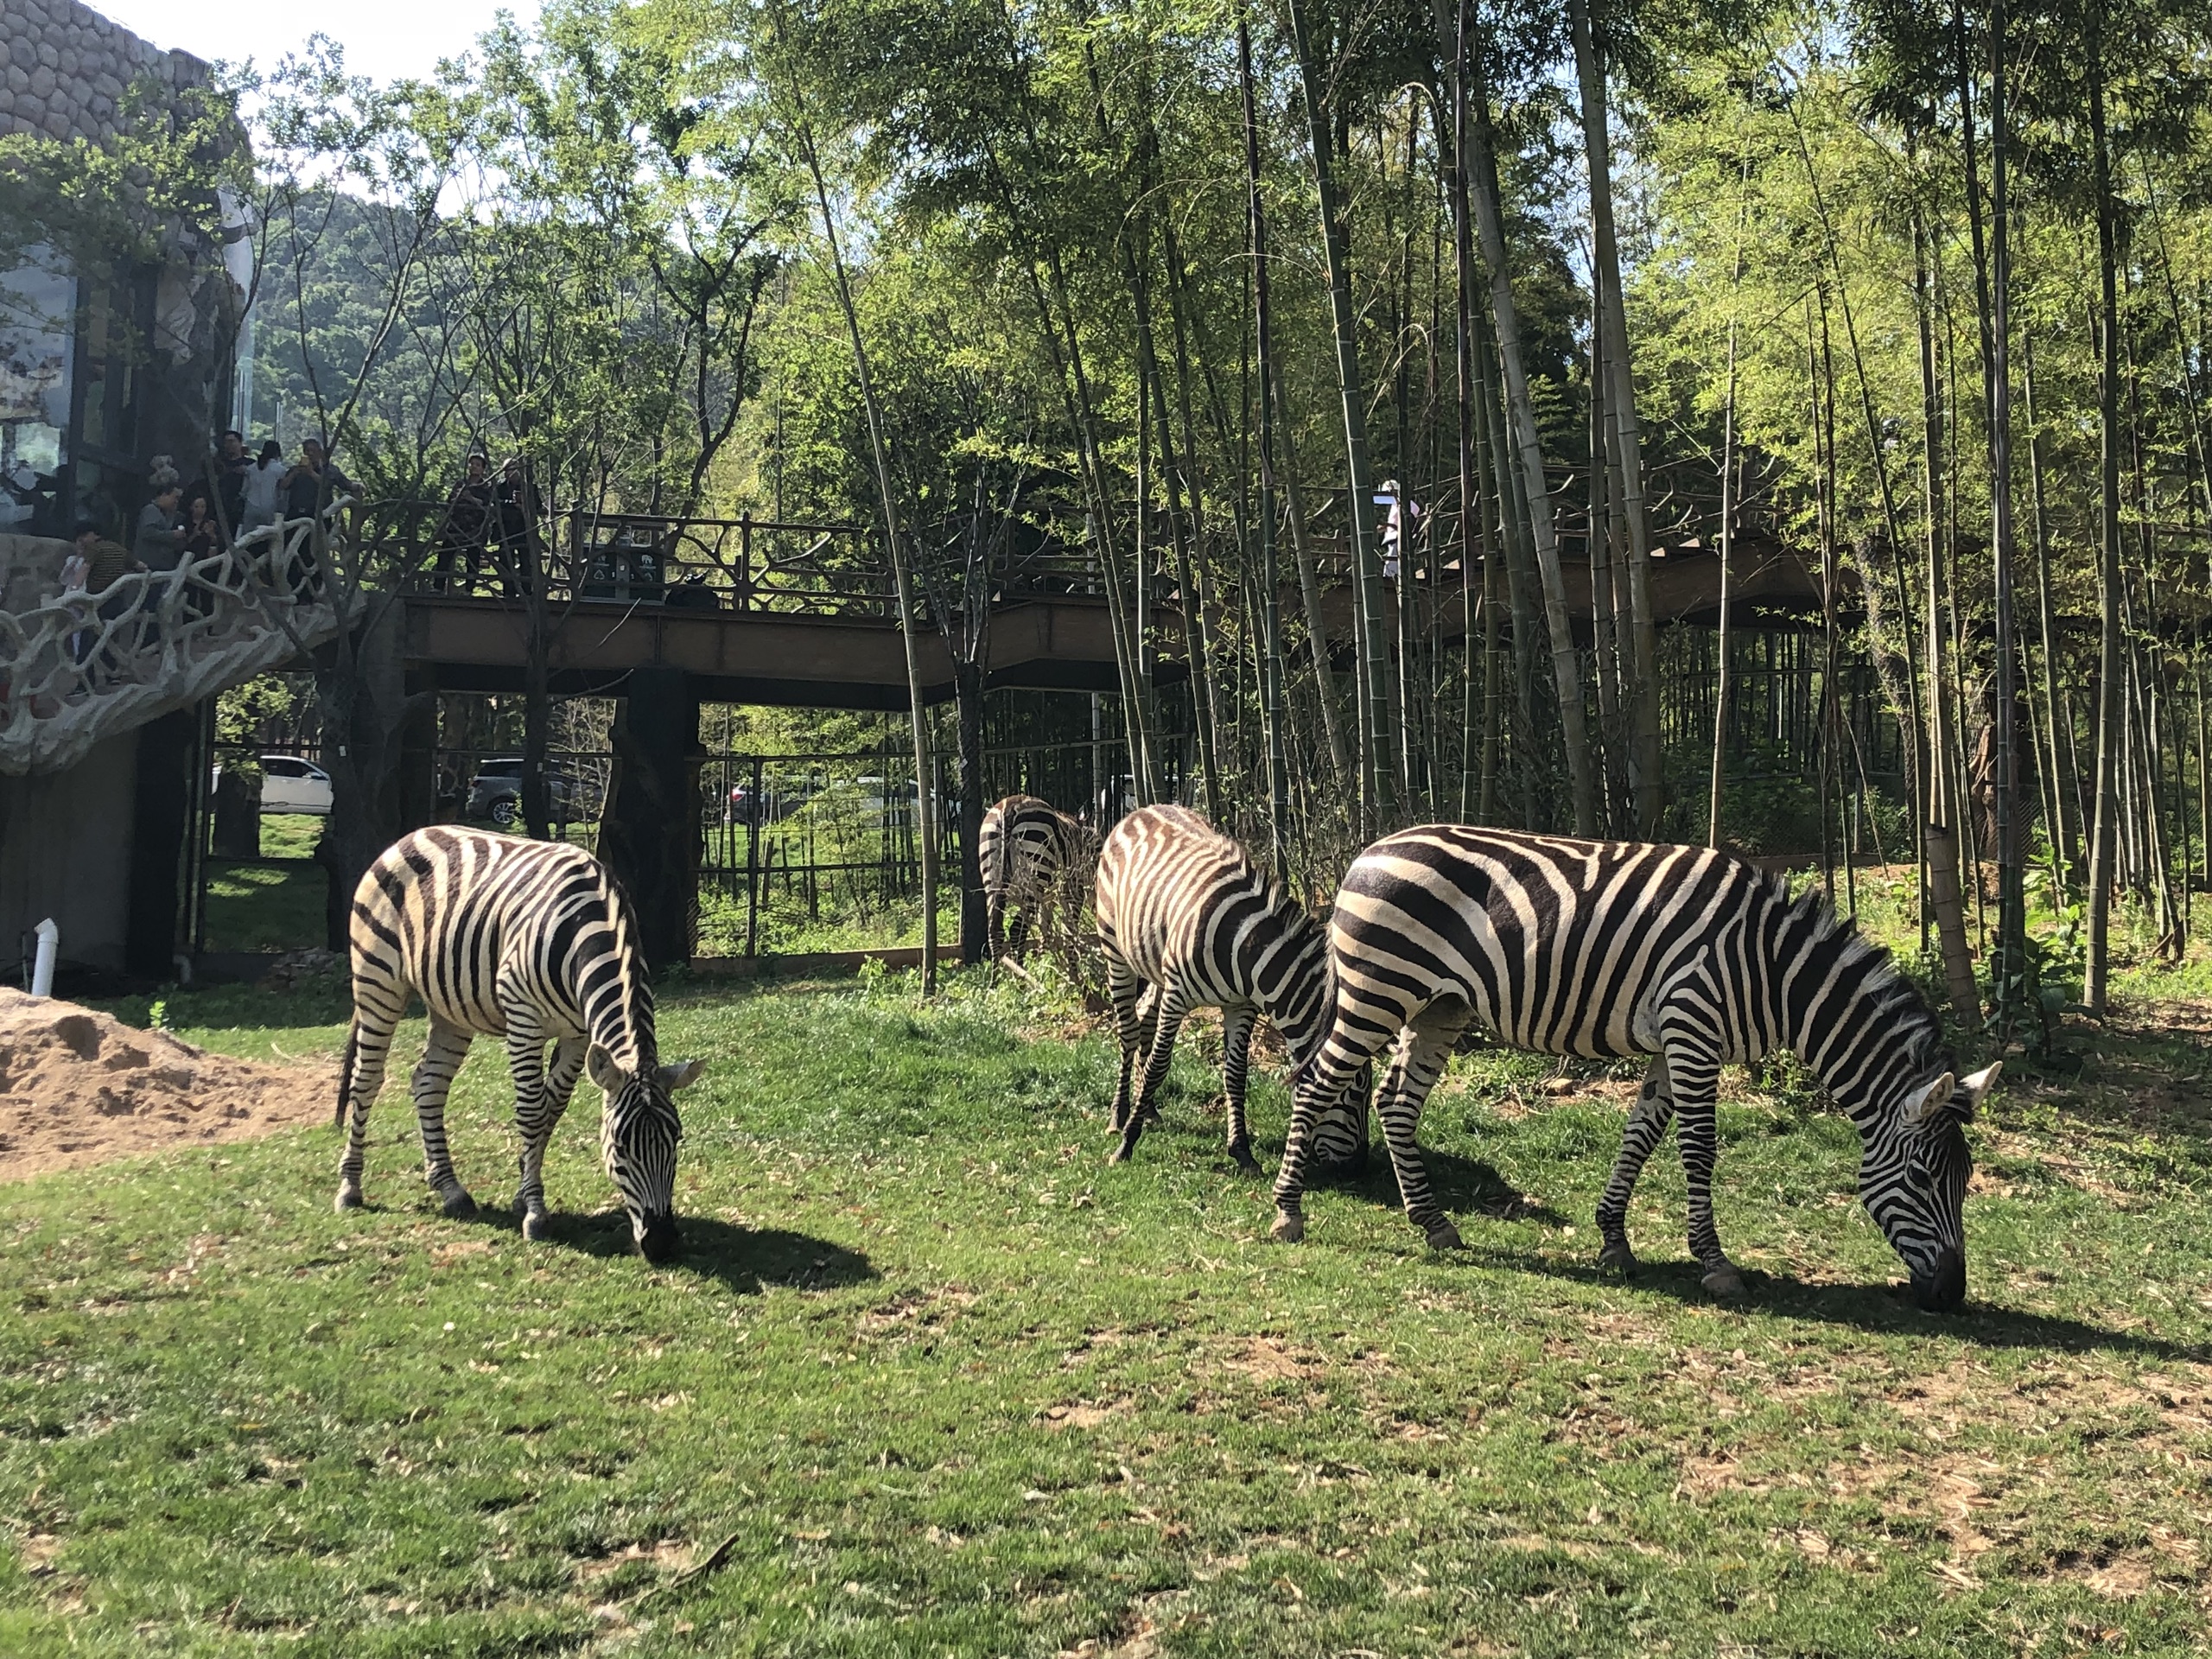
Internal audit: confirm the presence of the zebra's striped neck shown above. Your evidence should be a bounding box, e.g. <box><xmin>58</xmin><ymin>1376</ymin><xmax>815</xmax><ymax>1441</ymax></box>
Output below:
<box><xmin>1254</xmin><ymin>899</ymin><xmax>1334</xmax><ymax>1068</ymax></box>
<box><xmin>579</xmin><ymin>886</ymin><xmax>658</xmax><ymax>1073</ymax></box>
<box><xmin>1774</xmin><ymin>893</ymin><xmax>1948</xmax><ymax>1127</ymax></box>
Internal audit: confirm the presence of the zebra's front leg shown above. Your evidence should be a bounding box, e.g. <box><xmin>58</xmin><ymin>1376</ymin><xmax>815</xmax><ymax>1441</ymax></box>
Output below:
<box><xmin>1112</xmin><ymin>985</ymin><xmax>1190</xmax><ymax>1166</ymax></box>
<box><xmin>1595</xmin><ymin>1055</ymin><xmax>1677</xmax><ymax>1275</ymax></box>
<box><xmin>1667</xmin><ymin>1046</ymin><xmax>1744</xmax><ymax>1297</ymax></box>
<box><xmin>412</xmin><ymin>1020</ymin><xmax>480</xmax><ymax>1218</ymax></box>
<box><xmin>515</xmin><ymin>1035</ymin><xmax>585</xmax><ymax>1241</ymax></box>
<box><xmin>1376</xmin><ymin>1007</ymin><xmax>1471</xmax><ymax>1249</ymax></box>
<box><xmin>1104</xmin><ymin>957</ymin><xmax>1147</xmax><ymax>1132</ymax></box>
<box><xmin>1272</xmin><ymin>1027</ymin><xmax>1394</xmax><ymax>1243</ymax></box>
<box><xmin>1218</xmin><ymin>1004</ymin><xmax>1262</xmax><ymax>1173</ymax></box>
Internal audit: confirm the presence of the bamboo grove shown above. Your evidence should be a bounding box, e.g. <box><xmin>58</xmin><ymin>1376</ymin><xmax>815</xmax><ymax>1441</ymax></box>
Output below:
<box><xmin>12</xmin><ymin>0</ymin><xmax>2210</xmax><ymax>1020</ymax></box>
<box><xmin>732</xmin><ymin>0</ymin><xmax>2212</xmax><ymax>1032</ymax></box>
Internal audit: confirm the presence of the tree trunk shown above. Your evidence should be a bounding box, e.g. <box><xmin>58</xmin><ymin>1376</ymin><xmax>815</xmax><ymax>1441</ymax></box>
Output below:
<box><xmin>1465</xmin><ymin>33</ymin><xmax>1599</xmax><ymax>835</ymax></box>
<box><xmin>2084</xmin><ymin>35</ymin><xmax>2122</xmax><ymax>1016</ymax></box>
<box><xmin>1239</xmin><ymin>17</ymin><xmax>1294</xmax><ymax>861</ymax></box>
<box><xmin>2023</xmin><ymin>335</ymin><xmax>2077</xmax><ymax>880</ymax></box>
<box><xmin>955</xmin><ymin>658</ymin><xmax>987</xmax><ymax>965</ymax></box>
<box><xmin>1914</xmin><ymin>213</ymin><xmax>1978</xmax><ymax>1017</ymax></box>
<box><xmin>1567</xmin><ymin>0</ymin><xmax>1663</xmax><ymax>833</ymax></box>
<box><xmin>802</xmin><ymin>126</ymin><xmax>938</xmax><ymax>992</ymax></box>
<box><xmin>1952</xmin><ymin>0</ymin><xmax>2024</xmax><ymax>1023</ymax></box>
<box><xmin>1272</xmin><ymin>379</ymin><xmax>1354</xmax><ymax>793</ymax></box>
<box><xmin>1285</xmin><ymin>0</ymin><xmax>1395</xmax><ymax>830</ymax></box>
<box><xmin>1160</xmin><ymin>221</ymin><xmax>1232</xmax><ymax>817</ymax></box>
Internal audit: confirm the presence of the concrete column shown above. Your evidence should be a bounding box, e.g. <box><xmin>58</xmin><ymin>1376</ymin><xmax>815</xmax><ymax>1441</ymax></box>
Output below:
<box><xmin>597</xmin><ymin>665</ymin><xmax>701</xmax><ymax>969</ymax></box>
<box><xmin>124</xmin><ymin>709</ymin><xmax>194</xmax><ymax>980</ymax></box>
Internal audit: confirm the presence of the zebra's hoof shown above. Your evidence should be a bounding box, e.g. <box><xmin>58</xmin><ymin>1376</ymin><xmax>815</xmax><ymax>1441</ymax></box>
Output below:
<box><xmin>1228</xmin><ymin>1144</ymin><xmax>1262</xmax><ymax>1175</ymax></box>
<box><xmin>521</xmin><ymin>1210</ymin><xmax>551</xmax><ymax>1242</ymax></box>
<box><xmin>1700</xmin><ymin>1264</ymin><xmax>1748</xmax><ymax>1299</ymax></box>
<box><xmin>1424</xmin><ymin>1220</ymin><xmax>1465</xmax><ymax>1251</ymax></box>
<box><xmin>1270</xmin><ymin>1212</ymin><xmax>1306</xmax><ymax>1244</ymax></box>
<box><xmin>441</xmin><ymin>1188</ymin><xmax>479</xmax><ymax>1220</ymax></box>
<box><xmin>1597</xmin><ymin>1237</ymin><xmax>1637</xmax><ymax>1276</ymax></box>
<box><xmin>334</xmin><ymin>1182</ymin><xmax>363</xmax><ymax>1212</ymax></box>
<box><xmin>1107</xmin><ymin>1143</ymin><xmax>1133</xmax><ymax>1166</ymax></box>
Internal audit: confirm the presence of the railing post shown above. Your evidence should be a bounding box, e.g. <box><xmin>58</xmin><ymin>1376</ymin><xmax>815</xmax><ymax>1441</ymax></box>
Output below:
<box><xmin>745</xmin><ymin>754</ymin><xmax>762</xmax><ymax>958</ymax></box>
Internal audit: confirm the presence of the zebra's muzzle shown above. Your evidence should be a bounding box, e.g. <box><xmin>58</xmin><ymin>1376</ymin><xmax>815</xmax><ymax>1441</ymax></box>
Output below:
<box><xmin>1910</xmin><ymin>1247</ymin><xmax>1966</xmax><ymax>1312</ymax></box>
<box><xmin>636</xmin><ymin>1213</ymin><xmax>682</xmax><ymax>1264</ymax></box>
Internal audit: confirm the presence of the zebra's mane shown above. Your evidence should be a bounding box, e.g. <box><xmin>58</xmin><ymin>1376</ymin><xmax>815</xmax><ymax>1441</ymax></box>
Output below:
<box><xmin>1772</xmin><ymin>876</ymin><xmax>1952</xmax><ymax>1087</ymax></box>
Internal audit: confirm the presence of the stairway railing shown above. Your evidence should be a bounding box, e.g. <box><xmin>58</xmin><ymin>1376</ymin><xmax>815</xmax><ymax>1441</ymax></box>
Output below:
<box><xmin>0</xmin><ymin>504</ymin><xmax>357</xmax><ymax>775</ymax></box>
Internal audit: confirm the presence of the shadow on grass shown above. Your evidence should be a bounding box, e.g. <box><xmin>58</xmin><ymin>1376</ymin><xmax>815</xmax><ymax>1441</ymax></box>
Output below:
<box><xmin>1315</xmin><ymin>1145</ymin><xmax>1572</xmax><ymax>1228</ymax></box>
<box><xmin>459</xmin><ymin>1205</ymin><xmax>876</xmax><ymax>1296</ymax></box>
<box><xmin>1456</xmin><ymin>1245</ymin><xmax>2210</xmax><ymax>1363</ymax></box>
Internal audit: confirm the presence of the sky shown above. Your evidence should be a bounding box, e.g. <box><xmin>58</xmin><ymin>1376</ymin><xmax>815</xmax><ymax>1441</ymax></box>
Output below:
<box><xmin>86</xmin><ymin>0</ymin><xmax>538</xmax><ymax>87</ymax></box>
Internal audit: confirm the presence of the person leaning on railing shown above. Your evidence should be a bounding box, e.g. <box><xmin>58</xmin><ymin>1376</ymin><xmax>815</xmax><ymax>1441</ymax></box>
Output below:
<box><xmin>62</xmin><ymin>520</ymin><xmax>143</xmax><ymax>674</ymax></box>
<box><xmin>280</xmin><ymin>438</ymin><xmax>356</xmax><ymax>600</ymax></box>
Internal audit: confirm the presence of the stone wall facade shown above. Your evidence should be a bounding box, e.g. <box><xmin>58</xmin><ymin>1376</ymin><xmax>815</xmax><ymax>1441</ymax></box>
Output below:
<box><xmin>0</xmin><ymin>0</ymin><xmax>209</xmax><ymax>149</ymax></box>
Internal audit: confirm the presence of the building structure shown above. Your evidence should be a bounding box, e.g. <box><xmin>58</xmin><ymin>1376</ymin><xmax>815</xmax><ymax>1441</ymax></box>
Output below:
<box><xmin>1</xmin><ymin>0</ymin><xmax>261</xmax><ymax>984</ymax></box>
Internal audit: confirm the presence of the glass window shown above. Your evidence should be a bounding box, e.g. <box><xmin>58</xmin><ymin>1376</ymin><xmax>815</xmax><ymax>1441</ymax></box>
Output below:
<box><xmin>1</xmin><ymin>252</ymin><xmax>74</xmax><ymax>533</ymax></box>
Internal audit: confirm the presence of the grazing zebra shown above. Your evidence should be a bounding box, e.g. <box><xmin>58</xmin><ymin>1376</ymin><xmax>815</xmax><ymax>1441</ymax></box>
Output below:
<box><xmin>334</xmin><ymin>827</ymin><xmax>705</xmax><ymax>1262</ymax></box>
<box><xmin>979</xmin><ymin>793</ymin><xmax>1093</xmax><ymax>962</ymax></box>
<box><xmin>1096</xmin><ymin>804</ymin><xmax>1368</xmax><ymax>1172</ymax></box>
<box><xmin>1272</xmin><ymin>828</ymin><xmax>1996</xmax><ymax>1311</ymax></box>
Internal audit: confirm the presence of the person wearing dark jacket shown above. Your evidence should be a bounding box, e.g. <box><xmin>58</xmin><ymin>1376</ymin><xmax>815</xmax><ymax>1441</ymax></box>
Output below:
<box><xmin>493</xmin><ymin>458</ymin><xmax>537</xmax><ymax>597</ymax></box>
<box><xmin>215</xmin><ymin>429</ymin><xmax>251</xmax><ymax>533</ymax></box>
<box><xmin>434</xmin><ymin>452</ymin><xmax>494</xmax><ymax>593</ymax></box>
<box><xmin>282</xmin><ymin>437</ymin><xmax>354</xmax><ymax>520</ymax></box>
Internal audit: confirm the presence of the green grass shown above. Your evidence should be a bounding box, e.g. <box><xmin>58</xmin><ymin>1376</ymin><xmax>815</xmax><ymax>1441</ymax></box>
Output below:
<box><xmin>201</xmin><ymin>817</ymin><xmax>330</xmax><ymax>954</ymax></box>
<box><xmin>4</xmin><ymin>973</ymin><xmax>2210</xmax><ymax>1656</ymax></box>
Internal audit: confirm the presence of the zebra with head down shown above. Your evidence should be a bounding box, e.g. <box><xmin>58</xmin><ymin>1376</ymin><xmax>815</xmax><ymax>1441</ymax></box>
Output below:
<box><xmin>335</xmin><ymin>827</ymin><xmax>706</xmax><ymax>1262</ymax></box>
<box><xmin>1096</xmin><ymin>804</ymin><xmax>1369</xmax><ymax>1173</ymax></box>
<box><xmin>1274</xmin><ymin>828</ymin><xmax>1993</xmax><ymax>1309</ymax></box>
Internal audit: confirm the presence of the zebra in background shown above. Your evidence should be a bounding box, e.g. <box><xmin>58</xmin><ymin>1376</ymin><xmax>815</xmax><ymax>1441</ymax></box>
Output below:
<box><xmin>1096</xmin><ymin>804</ymin><xmax>1368</xmax><ymax>1173</ymax></box>
<box><xmin>979</xmin><ymin>793</ymin><xmax>1095</xmax><ymax>963</ymax></box>
<box><xmin>335</xmin><ymin>827</ymin><xmax>706</xmax><ymax>1262</ymax></box>
<box><xmin>1273</xmin><ymin>828</ymin><xmax>1996</xmax><ymax>1311</ymax></box>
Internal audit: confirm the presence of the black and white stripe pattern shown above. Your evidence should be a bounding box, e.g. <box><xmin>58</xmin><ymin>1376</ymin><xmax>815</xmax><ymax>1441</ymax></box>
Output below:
<box><xmin>335</xmin><ymin>827</ymin><xmax>705</xmax><ymax>1261</ymax></box>
<box><xmin>1273</xmin><ymin>828</ymin><xmax>1994</xmax><ymax>1309</ymax></box>
<box><xmin>979</xmin><ymin>793</ymin><xmax>1094</xmax><ymax>962</ymax></box>
<box><xmin>1096</xmin><ymin>804</ymin><xmax>1367</xmax><ymax>1171</ymax></box>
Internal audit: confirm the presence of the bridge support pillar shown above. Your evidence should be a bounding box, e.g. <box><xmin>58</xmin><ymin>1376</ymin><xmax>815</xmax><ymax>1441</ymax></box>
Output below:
<box><xmin>124</xmin><ymin>709</ymin><xmax>195</xmax><ymax>981</ymax></box>
<box><xmin>599</xmin><ymin>665</ymin><xmax>701</xmax><ymax>970</ymax></box>
<box><xmin>397</xmin><ymin>668</ymin><xmax>439</xmax><ymax>830</ymax></box>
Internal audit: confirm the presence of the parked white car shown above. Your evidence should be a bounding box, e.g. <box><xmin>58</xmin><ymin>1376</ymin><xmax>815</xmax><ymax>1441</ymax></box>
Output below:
<box><xmin>259</xmin><ymin>753</ymin><xmax>334</xmax><ymax>816</ymax></box>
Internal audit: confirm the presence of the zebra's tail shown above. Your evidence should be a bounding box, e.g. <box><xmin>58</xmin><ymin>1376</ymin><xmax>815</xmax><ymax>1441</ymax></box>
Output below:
<box><xmin>334</xmin><ymin>1022</ymin><xmax>359</xmax><ymax>1128</ymax></box>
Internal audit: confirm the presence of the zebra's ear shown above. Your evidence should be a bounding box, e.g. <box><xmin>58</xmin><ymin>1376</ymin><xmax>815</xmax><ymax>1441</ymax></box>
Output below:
<box><xmin>658</xmin><ymin>1059</ymin><xmax>708</xmax><ymax>1092</ymax></box>
<box><xmin>587</xmin><ymin>1045</ymin><xmax>624</xmax><ymax>1091</ymax></box>
<box><xmin>1957</xmin><ymin>1061</ymin><xmax>2001</xmax><ymax>1120</ymax></box>
<box><xmin>1898</xmin><ymin>1071</ymin><xmax>1956</xmax><ymax>1132</ymax></box>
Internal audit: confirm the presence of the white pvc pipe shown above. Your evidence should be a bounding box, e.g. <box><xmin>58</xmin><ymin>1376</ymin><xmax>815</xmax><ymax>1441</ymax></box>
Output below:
<box><xmin>30</xmin><ymin>918</ymin><xmax>59</xmax><ymax>999</ymax></box>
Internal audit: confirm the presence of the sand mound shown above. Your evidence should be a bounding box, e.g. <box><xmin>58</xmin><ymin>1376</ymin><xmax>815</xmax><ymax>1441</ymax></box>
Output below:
<box><xmin>0</xmin><ymin>988</ymin><xmax>339</xmax><ymax>1183</ymax></box>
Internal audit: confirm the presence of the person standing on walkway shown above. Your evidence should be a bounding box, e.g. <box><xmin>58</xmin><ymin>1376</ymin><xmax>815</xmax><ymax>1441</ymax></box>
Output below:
<box><xmin>239</xmin><ymin>441</ymin><xmax>284</xmax><ymax>537</ymax></box>
<box><xmin>434</xmin><ymin>451</ymin><xmax>494</xmax><ymax>593</ymax></box>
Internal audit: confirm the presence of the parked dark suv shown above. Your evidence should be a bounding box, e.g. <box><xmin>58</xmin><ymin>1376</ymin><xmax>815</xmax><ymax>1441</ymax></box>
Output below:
<box><xmin>467</xmin><ymin>757</ymin><xmax>583</xmax><ymax>826</ymax></box>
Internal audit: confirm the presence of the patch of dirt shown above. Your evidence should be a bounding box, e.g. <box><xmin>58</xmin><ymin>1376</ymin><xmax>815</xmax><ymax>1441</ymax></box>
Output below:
<box><xmin>1217</xmin><ymin>1338</ymin><xmax>1325</xmax><ymax>1382</ymax></box>
<box><xmin>1042</xmin><ymin>1400</ymin><xmax>1129</xmax><ymax>1431</ymax></box>
<box><xmin>0</xmin><ymin>988</ymin><xmax>336</xmax><ymax>1182</ymax></box>
<box><xmin>572</xmin><ymin>1538</ymin><xmax>690</xmax><ymax>1585</ymax></box>
<box><xmin>855</xmin><ymin>1285</ymin><xmax>979</xmax><ymax>1339</ymax></box>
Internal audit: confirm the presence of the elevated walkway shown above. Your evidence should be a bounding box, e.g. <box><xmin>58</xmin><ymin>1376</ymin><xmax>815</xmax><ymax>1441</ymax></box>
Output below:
<box><xmin>0</xmin><ymin>513</ymin><xmax>355</xmax><ymax>774</ymax></box>
<box><xmin>382</xmin><ymin>505</ymin><xmax>1826</xmax><ymax>711</ymax></box>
